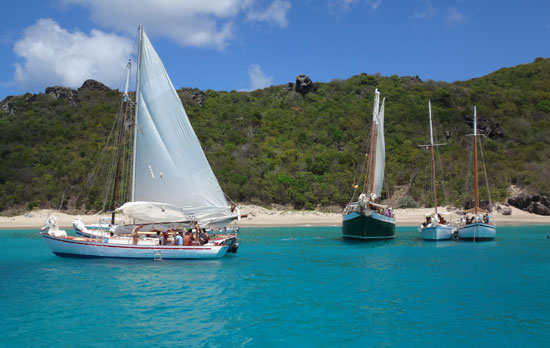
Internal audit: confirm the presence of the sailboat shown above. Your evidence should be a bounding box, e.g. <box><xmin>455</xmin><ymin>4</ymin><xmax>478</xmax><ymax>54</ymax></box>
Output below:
<box><xmin>456</xmin><ymin>106</ymin><xmax>496</xmax><ymax>241</ymax></box>
<box><xmin>418</xmin><ymin>101</ymin><xmax>454</xmax><ymax>241</ymax></box>
<box><xmin>342</xmin><ymin>89</ymin><xmax>395</xmax><ymax>239</ymax></box>
<box><xmin>40</xmin><ymin>26</ymin><xmax>241</xmax><ymax>259</ymax></box>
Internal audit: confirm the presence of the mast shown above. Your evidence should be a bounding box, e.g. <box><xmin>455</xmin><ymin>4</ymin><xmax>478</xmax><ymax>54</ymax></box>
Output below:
<box><xmin>131</xmin><ymin>25</ymin><xmax>144</xmax><ymax>203</ymax></box>
<box><xmin>473</xmin><ymin>106</ymin><xmax>479</xmax><ymax>215</ymax></box>
<box><xmin>111</xmin><ymin>60</ymin><xmax>132</xmax><ymax>225</ymax></box>
<box><xmin>429</xmin><ymin>101</ymin><xmax>438</xmax><ymax>214</ymax></box>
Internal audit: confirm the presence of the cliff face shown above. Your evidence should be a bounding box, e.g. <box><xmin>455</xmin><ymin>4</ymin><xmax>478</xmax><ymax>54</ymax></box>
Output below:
<box><xmin>1</xmin><ymin>59</ymin><xmax>550</xmax><ymax>213</ymax></box>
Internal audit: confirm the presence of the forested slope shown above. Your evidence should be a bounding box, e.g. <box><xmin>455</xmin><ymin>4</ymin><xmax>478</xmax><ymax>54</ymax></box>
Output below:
<box><xmin>1</xmin><ymin>58</ymin><xmax>549</xmax><ymax>213</ymax></box>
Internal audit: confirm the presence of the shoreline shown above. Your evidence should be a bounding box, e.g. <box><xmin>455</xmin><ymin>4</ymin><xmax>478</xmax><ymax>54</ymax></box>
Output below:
<box><xmin>1</xmin><ymin>204</ymin><xmax>550</xmax><ymax>229</ymax></box>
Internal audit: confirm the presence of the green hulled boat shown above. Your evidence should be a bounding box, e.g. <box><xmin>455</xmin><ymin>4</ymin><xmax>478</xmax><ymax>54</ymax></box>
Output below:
<box><xmin>343</xmin><ymin>89</ymin><xmax>395</xmax><ymax>240</ymax></box>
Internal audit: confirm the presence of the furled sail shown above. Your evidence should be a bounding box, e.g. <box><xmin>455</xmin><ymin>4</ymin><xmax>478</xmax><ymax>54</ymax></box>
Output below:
<box><xmin>126</xmin><ymin>27</ymin><xmax>235</xmax><ymax>224</ymax></box>
<box><xmin>371</xmin><ymin>97</ymin><xmax>385</xmax><ymax>199</ymax></box>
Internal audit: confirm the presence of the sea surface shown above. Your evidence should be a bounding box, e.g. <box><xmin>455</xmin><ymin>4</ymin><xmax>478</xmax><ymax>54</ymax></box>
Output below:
<box><xmin>1</xmin><ymin>225</ymin><xmax>549</xmax><ymax>348</ymax></box>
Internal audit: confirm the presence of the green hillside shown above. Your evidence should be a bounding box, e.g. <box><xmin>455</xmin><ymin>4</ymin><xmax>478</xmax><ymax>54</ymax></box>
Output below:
<box><xmin>1</xmin><ymin>58</ymin><xmax>549</xmax><ymax>214</ymax></box>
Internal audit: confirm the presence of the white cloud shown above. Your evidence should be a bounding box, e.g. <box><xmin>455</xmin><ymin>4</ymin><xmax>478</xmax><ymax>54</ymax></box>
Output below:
<box><xmin>63</xmin><ymin>0</ymin><xmax>291</xmax><ymax>50</ymax></box>
<box><xmin>412</xmin><ymin>0</ymin><xmax>437</xmax><ymax>19</ymax></box>
<box><xmin>328</xmin><ymin>0</ymin><xmax>381</xmax><ymax>13</ymax></box>
<box><xmin>13</xmin><ymin>18</ymin><xmax>133</xmax><ymax>91</ymax></box>
<box><xmin>247</xmin><ymin>0</ymin><xmax>292</xmax><ymax>28</ymax></box>
<box><xmin>446</xmin><ymin>7</ymin><xmax>464</xmax><ymax>27</ymax></box>
<box><xmin>248</xmin><ymin>64</ymin><xmax>272</xmax><ymax>90</ymax></box>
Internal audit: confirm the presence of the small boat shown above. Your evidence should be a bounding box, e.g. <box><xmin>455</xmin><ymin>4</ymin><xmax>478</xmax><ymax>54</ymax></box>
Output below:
<box><xmin>456</xmin><ymin>106</ymin><xmax>496</xmax><ymax>241</ymax></box>
<box><xmin>418</xmin><ymin>101</ymin><xmax>454</xmax><ymax>241</ymax></box>
<box><xmin>342</xmin><ymin>89</ymin><xmax>395</xmax><ymax>240</ymax></box>
<box><xmin>41</xmin><ymin>26</ymin><xmax>242</xmax><ymax>258</ymax></box>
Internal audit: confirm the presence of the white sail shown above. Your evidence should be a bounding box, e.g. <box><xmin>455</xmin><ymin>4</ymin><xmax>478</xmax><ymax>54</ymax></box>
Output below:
<box><xmin>372</xmin><ymin>97</ymin><xmax>385</xmax><ymax>198</ymax></box>
<box><xmin>130</xmin><ymin>28</ymin><xmax>234</xmax><ymax>223</ymax></box>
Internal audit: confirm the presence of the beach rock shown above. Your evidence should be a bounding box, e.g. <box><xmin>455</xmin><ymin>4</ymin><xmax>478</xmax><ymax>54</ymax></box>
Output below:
<box><xmin>534</xmin><ymin>202</ymin><xmax>550</xmax><ymax>215</ymax></box>
<box><xmin>508</xmin><ymin>194</ymin><xmax>550</xmax><ymax>215</ymax></box>
<box><xmin>500</xmin><ymin>207</ymin><xmax>512</xmax><ymax>215</ymax></box>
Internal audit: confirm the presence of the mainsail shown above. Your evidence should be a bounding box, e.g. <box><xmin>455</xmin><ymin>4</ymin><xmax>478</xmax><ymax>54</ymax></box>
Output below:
<box><xmin>372</xmin><ymin>97</ymin><xmax>385</xmax><ymax>198</ymax></box>
<box><xmin>119</xmin><ymin>26</ymin><xmax>236</xmax><ymax>225</ymax></box>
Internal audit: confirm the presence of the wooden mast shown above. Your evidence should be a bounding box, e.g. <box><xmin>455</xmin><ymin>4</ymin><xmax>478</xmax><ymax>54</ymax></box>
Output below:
<box><xmin>429</xmin><ymin>101</ymin><xmax>438</xmax><ymax>214</ymax></box>
<box><xmin>364</xmin><ymin>89</ymin><xmax>380</xmax><ymax>197</ymax></box>
<box><xmin>111</xmin><ymin>60</ymin><xmax>132</xmax><ymax>225</ymax></box>
<box><xmin>473</xmin><ymin>106</ymin><xmax>479</xmax><ymax>215</ymax></box>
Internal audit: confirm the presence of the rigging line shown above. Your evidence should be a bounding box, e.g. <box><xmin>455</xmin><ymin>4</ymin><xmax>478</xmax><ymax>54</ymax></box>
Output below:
<box><xmin>101</xmin><ymin>103</ymin><xmax>125</xmax><ymax>212</ymax></box>
<box><xmin>431</xmin><ymin>120</ymin><xmax>449</xmax><ymax>206</ymax></box>
<box><xmin>478</xmin><ymin>136</ymin><xmax>492</xmax><ymax>208</ymax></box>
<box><xmin>75</xmin><ymin>103</ymin><xmax>120</xmax><ymax>205</ymax></box>
<box><xmin>462</xmin><ymin>144</ymin><xmax>474</xmax><ymax>207</ymax></box>
<box><xmin>351</xmin><ymin>151</ymin><xmax>368</xmax><ymax>204</ymax></box>
<box><xmin>433</xmin><ymin>144</ymin><xmax>449</xmax><ymax>207</ymax></box>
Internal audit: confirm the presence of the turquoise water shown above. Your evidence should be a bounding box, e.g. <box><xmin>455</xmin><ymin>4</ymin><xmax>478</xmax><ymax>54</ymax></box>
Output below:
<box><xmin>1</xmin><ymin>226</ymin><xmax>549</xmax><ymax>348</ymax></box>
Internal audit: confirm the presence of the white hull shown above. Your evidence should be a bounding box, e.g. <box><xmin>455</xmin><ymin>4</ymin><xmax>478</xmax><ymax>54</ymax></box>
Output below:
<box><xmin>456</xmin><ymin>223</ymin><xmax>496</xmax><ymax>241</ymax></box>
<box><xmin>41</xmin><ymin>233</ymin><xmax>230</xmax><ymax>259</ymax></box>
<box><xmin>420</xmin><ymin>225</ymin><xmax>454</xmax><ymax>241</ymax></box>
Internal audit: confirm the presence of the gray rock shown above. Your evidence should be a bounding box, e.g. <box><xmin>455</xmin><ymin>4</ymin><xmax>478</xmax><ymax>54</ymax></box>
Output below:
<box><xmin>465</xmin><ymin>113</ymin><xmax>503</xmax><ymax>138</ymax></box>
<box><xmin>295</xmin><ymin>74</ymin><xmax>316</xmax><ymax>95</ymax></box>
<box><xmin>534</xmin><ymin>202</ymin><xmax>550</xmax><ymax>215</ymax></box>
<box><xmin>500</xmin><ymin>207</ymin><xmax>512</xmax><ymax>215</ymax></box>
<box><xmin>79</xmin><ymin>79</ymin><xmax>111</xmax><ymax>92</ymax></box>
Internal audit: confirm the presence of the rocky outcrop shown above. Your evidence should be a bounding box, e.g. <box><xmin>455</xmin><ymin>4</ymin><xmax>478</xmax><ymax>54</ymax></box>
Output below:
<box><xmin>179</xmin><ymin>88</ymin><xmax>206</xmax><ymax>107</ymax></box>
<box><xmin>465</xmin><ymin>113</ymin><xmax>503</xmax><ymax>138</ymax></box>
<box><xmin>295</xmin><ymin>74</ymin><xmax>316</xmax><ymax>95</ymax></box>
<box><xmin>284</xmin><ymin>74</ymin><xmax>316</xmax><ymax>95</ymax></box>
<box><xmin>508</xmin><ymin>194</ymin><xmax>550</xmax><ymax>215</ymax></box>
<box><xmin>78</xmin><ymin>79</ymin><xmax>111</xmax><ymax>92</ymax></box>
<box><xmin>45</xmin><ymin>86</ymin><xmax>78</xmax><ymax>105</ymax></box>
<box><xmin>1</xmin><ymin>96</ymin><xmax>16</xmax><ymax>114</ymax></box>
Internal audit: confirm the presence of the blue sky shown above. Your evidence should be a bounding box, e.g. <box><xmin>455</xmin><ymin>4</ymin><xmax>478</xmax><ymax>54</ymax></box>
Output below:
<box><xmin>1</xmin><ymin>0</ymin><xmax>549</xmax><ymax>100</ymax></box>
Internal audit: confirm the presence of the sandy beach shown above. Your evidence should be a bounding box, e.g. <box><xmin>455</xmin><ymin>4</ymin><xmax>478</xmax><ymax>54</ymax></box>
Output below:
<box><xmin>1</xmin><ymin>204</ymin><xmax>549</xmax><ymax>230</ymax></box>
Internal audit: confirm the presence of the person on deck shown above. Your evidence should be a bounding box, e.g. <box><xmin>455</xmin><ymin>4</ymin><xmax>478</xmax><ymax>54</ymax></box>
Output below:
<box><xmin>175</xmin><ymin>231</ymin><xmax>183</xmax><ymax>246</ymax></box>
<box><xmin>183</xmin><ymin>231</ymin><xmax>193</xmax><ymax>246</ymax></box>
<box><xmin>132</xmin><ymin>225</ymin><xmax>143</xmax><ymax>245</ymax></box>
<box><xmin>199</xmin><ymin>228</ymin><xmax>209</xmax><ymax>245</ymax></box>
<box><xmin>161</xmin><ymin>231</ymin><xmax>170</xmax><ymax>245</ymax></box>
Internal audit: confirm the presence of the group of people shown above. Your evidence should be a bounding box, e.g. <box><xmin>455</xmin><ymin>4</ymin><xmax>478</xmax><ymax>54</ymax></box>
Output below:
<box><xmin>460</xmin><ymin>213</ymin><xmax>490</xmax><ymax>225</ymax></box>
<box><xmin>131</xmin><ymin>223</ymin><xmax>210</xmax><ymax>246</ymax></box>
<box><xmin>367</xmin><ymin>203</ymin><xmax>393</xmax><ymax>217</ymax></box>
<box><xmin>421</xmin><ymin>213</ymin><xmax>447</xmax><ymax>228</ymax></box>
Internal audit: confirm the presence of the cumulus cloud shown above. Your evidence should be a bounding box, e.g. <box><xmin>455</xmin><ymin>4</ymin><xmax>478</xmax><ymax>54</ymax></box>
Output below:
<box><xmin>247</xmin><ymin>0</ymin><xmax>291</xmax><ymax>27</ymax></box>
<box><xmin>412</xmin><ymin>0</ymin><xmax>437</xmax><ymax>19</ymax></box>
<box><xmin>12</xmin><ymin>18</ymin><xmax>133</xmax><ymax>91</ymax></box>
<box><xmin>63</xmin><ymin>0</ymin><xmax>291</xmax><ymax>50</ymax></box>
<box><xmin>248</xmin><ymin>64</ymin><xmax>272</xmax><ymax>90</ymax></box>
<box><xmin>446</xmin><ymin>7</ymin><xmax>464</xmax><ymax>27</ymax></box>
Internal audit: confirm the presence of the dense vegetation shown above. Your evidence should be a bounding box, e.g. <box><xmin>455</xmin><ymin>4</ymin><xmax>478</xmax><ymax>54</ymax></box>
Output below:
<box><xmin>1</xmin><ymin>58</ymin><xmax>549</xmax><ymax>214</ymax></box>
